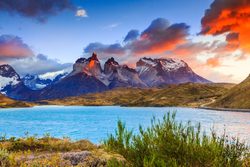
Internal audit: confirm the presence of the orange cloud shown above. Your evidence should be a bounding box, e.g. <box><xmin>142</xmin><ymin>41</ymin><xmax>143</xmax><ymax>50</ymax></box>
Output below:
<box><xmin>130</xmin><ymin>20</ymin><xmax>190</xmax><ymax>55</ymax></box>
<box><xmin>0</xmin><ymin>35</ymin><xmax>33</xmax><ymax>59</ymax></box>
<box><xmin>206</xmin><ymin>57</ymin><xmax>221</xmax><ymax>67</ymax></box>
<box><xmin>201</xmin><ymin>0</ymin><xmax>250</xmax><ymax>53</ymax></box>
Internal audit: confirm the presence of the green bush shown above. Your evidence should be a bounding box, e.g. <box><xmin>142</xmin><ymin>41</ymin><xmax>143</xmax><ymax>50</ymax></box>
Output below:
<box><xmin>104</xmin><ymin>112</ymin><xmax>249</xmax><ymax>167</ymax></box>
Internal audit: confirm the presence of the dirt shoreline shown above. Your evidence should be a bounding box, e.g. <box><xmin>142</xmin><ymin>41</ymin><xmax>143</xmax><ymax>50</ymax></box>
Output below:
<box><xmin>198</xmin><ymin>106</ymin><xmax>250</xmax><ymax>113</ymax></box>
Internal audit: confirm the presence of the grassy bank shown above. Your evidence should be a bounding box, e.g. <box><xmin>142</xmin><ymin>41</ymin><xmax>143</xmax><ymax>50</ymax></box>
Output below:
<box><xmin>46</xmin><ymin>83</ymin><xmax>234</xmax><ymax>107</ymax></box>
<box><xmin>0</xmin><ymin>94</ymin><xmax>32</xmax><ymax>108</ymax></box>
<box><xmin>0</xmin><ymin>112</ymin><xmax>249</xmax><ymax>166</ymax></box>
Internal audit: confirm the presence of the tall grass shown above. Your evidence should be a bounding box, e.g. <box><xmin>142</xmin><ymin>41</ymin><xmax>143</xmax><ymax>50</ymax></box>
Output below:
<box><xmin>104</xmin><ymin>112</ymin><xmax>249</xmax><ymax>167</ymax></box>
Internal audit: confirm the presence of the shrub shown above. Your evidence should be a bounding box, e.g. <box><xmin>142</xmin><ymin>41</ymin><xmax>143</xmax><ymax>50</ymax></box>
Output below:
<box><xmin>104</xmin><ymin>112</ymin><xmax>249</xmax><ymax>167</ymax></box>
<box><xmin>0</xmin><ymin>149</ymin><xmax>11</xmax><ymax>167</ymax></box>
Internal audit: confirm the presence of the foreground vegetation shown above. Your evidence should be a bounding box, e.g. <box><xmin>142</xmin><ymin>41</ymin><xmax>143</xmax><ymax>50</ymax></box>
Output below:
<box><xmin>46</xmin><ymin>83</ymin><xmax>234</xmax><ymax>107</ymax></box>
<box><xmin>0</xmin><ymin>112</ymin><xmax>249</xmax><ymax>166</ymax></box>
<box><xmin>104</xmin><ymin>112</ymin><xmax>250</xmax><ymax>167</ymax></box>
<box><xmin>0</xmin><ymin>134</ymin><xmax>124</xmax><ymax>166</ymax></box>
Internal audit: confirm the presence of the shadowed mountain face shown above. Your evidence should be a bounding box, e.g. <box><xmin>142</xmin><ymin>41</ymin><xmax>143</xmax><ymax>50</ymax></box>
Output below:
<box><xmin>0</xmin><ymin>53</ymin><xmax>211</xmax><ymax>101</ymax></box>
<box><xmin>211</xmin><ymin>75</ymin><xmax>250</xmax><ymax>109</ymax></box>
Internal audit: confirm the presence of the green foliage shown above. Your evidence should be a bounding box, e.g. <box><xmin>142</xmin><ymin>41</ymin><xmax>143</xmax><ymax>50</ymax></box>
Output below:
<box><xmin>104</xmin><ymin>112</ymin><xmax>249</xmax><ymax>167</ymax></box>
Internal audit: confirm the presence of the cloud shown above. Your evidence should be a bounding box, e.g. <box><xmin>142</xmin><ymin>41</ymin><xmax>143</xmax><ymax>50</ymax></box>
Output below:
<box><xmin>0</xmin><ymin>0</ymin><xmax>74</xmax><ymax>22</ymax></box>
<box><xmin>9</xmin><ymin>54</ymin><xmax>72</xmax><ymax>76</ymax></box>
<box><xmin>206</xmin><ymin>57</ymin><xmax>221</xmax><ymax>67</ymax></box>
<box><xmin>124</xmin><ymin>30</ymin><xmax>139</xmax><ymax>42</ymax></box>
<box><xmin>103</xmin><ymin>23</ymin><xmax>120</xmax><ymax>30</ymax></box>
<box><xmin>0</xmin><ymin>35</ymin><xmax>33</xmax><ymax>60</ymax></box>
<box><xmin>84</xmin><ymin>18</ymin><xmax>189</xmax><ymax>58</ymax></box>
<box><xmin>75</xmin><ymin>8</ymin><xmax>88</xmax><ymax>17</ymax></box>
<box><xmin>200</xmin><ymin>0</ymin><xmax>250</xmax><ymax>53</ymax></box>
<box><xmin>84</xmin><ymin>42</ymin><xmax>125</xmax><ymax>55</ymax></box>
<box><xmin>129</xmin><ymin>19</ymin><xmax>189</xmax><ymax>55</ymax></box>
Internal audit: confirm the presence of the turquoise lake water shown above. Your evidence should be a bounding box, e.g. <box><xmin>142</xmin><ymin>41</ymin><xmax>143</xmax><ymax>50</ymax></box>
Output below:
<box><xmin>0</xmin><ymin>106</ymin><xmax>249</xmax><ymax>144</ymax></box>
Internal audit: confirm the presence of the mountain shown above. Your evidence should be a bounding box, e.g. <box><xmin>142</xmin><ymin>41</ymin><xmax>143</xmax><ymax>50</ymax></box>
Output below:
<box><xmin>37</xmin><ymin>72</ymin><xmax>108</xmax><ymax>100</ymax></box>
<box><xmin>104</xmin><ymin>57</ymin><xmax>147</xmax><ymax>88</ymax></box>
<box><xmin>210</xmin><ymin>75</ymin><xmax>250</xmax><ymax>109</ymax></box>
<box><xmin>0</xmin><ymin>64</ymin><xmax>21</xmax><ymax>94</ymax></box>
<box><xmin>22</xmin><ymin>69</ymin><xmax>70</xmax><ymax>90</ymax></box>
<box><xmin>46</xmin><ymin>83</ymin><xmax>233</xmax><ymax>107</ymax></box>
<box><xmin>1</xmin><ymin>53</ymin><xmax>211</xmax><ymax>101</ymax></box>
<box><xmin>136</xmin><ymin>57</ymin><xmax>210</xmax><ymax>87</ymax></box>
<box><xmin>35</xmin><ymin>53</ymin><xmax>108</xmax><ymax>100</ymax></box>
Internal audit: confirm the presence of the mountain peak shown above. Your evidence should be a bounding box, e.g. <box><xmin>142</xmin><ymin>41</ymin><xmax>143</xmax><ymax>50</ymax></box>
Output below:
<box><xmin>0</xmin><ymin>64</ymin><xmax>21</xmax><ymax>92</ymax></box>
<box><xmin>0</xmin><ymin>64</ymin><xmax>20</xmax><ymax>79</ymax></box>
<box><xmin>136</xmin><ymin>57</ymin><xmax>210</xmax><ymax>86</ymax></box>
<box><xmin>104</xmin><ymin>57</ymin><xmax>119</xmax><ymax>74</ymax></box>
<box><xmin>89</xmin><ymin>52</ymin><xmax>99</xmax><ymax>61</ymax></box>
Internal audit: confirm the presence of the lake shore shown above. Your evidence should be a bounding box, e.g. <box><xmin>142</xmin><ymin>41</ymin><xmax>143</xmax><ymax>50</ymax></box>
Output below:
<box><xmin>199</xmin><ymin>106</ymin><xmax>250</xmax><ymax>113</ymax></box>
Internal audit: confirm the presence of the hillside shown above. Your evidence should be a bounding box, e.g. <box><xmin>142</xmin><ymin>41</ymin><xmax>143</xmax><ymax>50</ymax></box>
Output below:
<box><xmin>210</xmin><ymin>75</ymin><xmax>250</xmax><ymax>109</ymax></box>
<box><xmin>46</xmin><ymin>83</ymin><xmax>234</xmax><ymax>107</ymax></box>
<box><xmin>0</xmin><ymin>94</ymin><xmax>31</xmax><ymax>108</ymax></box>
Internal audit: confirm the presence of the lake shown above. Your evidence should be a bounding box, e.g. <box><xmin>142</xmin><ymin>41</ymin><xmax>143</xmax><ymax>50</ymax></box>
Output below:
<box><xmin>0</xmin><ymin>106</ymin><xmax>249</xmax><ymax>144</ymax></box>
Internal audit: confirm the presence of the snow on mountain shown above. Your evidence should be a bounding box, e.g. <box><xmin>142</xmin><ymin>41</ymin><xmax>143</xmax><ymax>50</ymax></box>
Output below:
<box><xmin>136</xmin><ymin>57</ymin><xmax>210</xmax><ymax>87</ymax></box>
<box><xmin>22</xmin><ymin>68</ymin><xmax>71</xmax><ymax>90</ymax></box>
<box><xmin>39</xmin><ymin>68</ymin><xmax>71</xmax><ymax>80</ymax></box>
<box><xmin>0</xmin><ymin>65</ymin><xmax>20</xmax><ymax>93</ymax></box>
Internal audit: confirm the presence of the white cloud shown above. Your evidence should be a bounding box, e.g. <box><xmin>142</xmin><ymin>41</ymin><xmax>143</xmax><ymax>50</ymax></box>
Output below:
<box><xmin>103</xmin><ymin>23</ymin><xmax>120</xmax><ymax>30</ymax></box>
<box><xmin>75</xmin><ymin>8</ymin><xmax>88</xmax><ymax>17</ymax></box>
<box><xmin>9</xmin><ymin>54</ymin><xmax>72</xmax><ymax>76</ymax></box>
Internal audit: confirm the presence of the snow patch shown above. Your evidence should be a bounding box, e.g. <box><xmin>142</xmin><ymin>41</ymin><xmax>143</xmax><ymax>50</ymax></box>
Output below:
<box><xmin>0</xmin><ymin>76</ymin><xmax>19</xmax><ymax>90</ymax></box>
<box><xmin>159</xmin><ymin>59</ymin><xmax>186</xmax><ymax>71</ymax></box>
<box><xmin>39</xmin><ymin>68</ymin><xmax>71</xmax><ymax>80</ymax></box>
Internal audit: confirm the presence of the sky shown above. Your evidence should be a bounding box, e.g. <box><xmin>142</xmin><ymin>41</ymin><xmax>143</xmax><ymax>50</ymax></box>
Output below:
<box><xmin>0</xmin><ymin>0</ymin><xmax>250</xmax><ymax>83</ymax></box>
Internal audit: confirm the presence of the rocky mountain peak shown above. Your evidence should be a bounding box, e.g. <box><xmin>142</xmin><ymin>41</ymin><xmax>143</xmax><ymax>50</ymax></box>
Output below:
<box><xmin>136</xmin><ymin>57</ymin><xmax>210</xmax><ymax>86</ymax></box>
<box><xmin>72</xmin><ymin>52</ymin><xmax>102</xmax><ymax>77</ymax></box>
<box><xmin>0</xmin><ymin>64</ymin><xmax>21</xmax><ymax>93</ymax></box>
<box><xmin>87</xmin><ymin>52</ymin><xmax>99</xmax><ymax>62</ymax></box>
<box><xmin>104</xmin><ymin>57</ymin><xmax>119</xmax><ymax>74</ymax></box>
<box><xmin>0</xmin><ymin>64</ymin><xmax>20</xmax><ymax>79</ymax></box>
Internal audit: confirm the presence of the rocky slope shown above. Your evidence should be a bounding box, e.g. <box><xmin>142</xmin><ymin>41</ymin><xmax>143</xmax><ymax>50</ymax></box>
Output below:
<box><xmin>210</xmin><ymin>75</ymin><xmax>250</xmax><ymax>109</ymax></box>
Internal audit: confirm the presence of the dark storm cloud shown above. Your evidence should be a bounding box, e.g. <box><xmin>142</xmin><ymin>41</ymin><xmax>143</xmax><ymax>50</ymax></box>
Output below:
<box><xmin>0</xmin><ymin>0</ymin><xmax>74</xmax><ymax>22</ymax></box>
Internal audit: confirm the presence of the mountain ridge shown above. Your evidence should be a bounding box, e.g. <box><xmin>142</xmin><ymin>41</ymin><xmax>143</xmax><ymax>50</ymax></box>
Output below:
<box><xmin>0</xmin><ymin>53</ymin><xmax>211</xmax><ymax>101</ymax></box>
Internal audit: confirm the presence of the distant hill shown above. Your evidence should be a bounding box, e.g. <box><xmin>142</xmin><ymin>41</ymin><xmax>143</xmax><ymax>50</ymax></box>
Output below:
<box><xmin>210</xmin><ymin>75</ymin><xmax>250</xmax><ymax>109</ymax></box>
<box><xmin>0</xmin><ymin>94</ymin><xmax>31</xmax><ymax>108</ymax></box>
<box><xmin>45</xmin><ymin>83</ymin><xmax>234</xmax><ymax>107</ymax></box>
